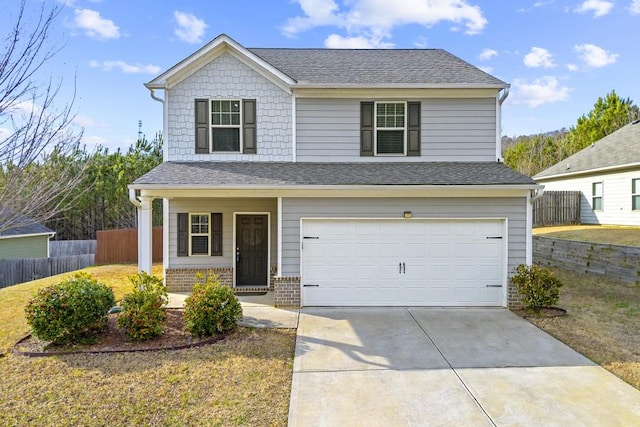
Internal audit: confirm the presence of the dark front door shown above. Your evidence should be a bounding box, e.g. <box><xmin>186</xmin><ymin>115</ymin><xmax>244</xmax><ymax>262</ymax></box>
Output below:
<box><xmin>236</xmin><ymin>214</ymin><xmax>268</xmax><ymax>287</ymax></box>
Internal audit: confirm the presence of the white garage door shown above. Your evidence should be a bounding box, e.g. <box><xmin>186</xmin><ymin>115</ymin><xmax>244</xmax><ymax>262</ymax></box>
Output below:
<box><xmin>301</xmin><ymin>219</ymin><xmax>505</xmax><ymax>307</ymax></box>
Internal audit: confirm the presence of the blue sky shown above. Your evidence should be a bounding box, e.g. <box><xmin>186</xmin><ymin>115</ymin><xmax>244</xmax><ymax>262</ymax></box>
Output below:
<box><xmin>3</xmin><ymin>0</ymin><xmax>640</xmax><ymax>152</ymax></box>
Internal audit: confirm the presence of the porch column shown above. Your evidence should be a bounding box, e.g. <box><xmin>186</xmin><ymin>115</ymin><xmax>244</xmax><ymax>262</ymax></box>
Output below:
<box><xmin>138</xmin><ymin>196</ymin><xmax>154</xmax><ymax>273</ymax></box>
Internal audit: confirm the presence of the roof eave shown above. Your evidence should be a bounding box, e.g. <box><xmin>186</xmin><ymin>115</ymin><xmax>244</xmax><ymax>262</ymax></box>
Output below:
<box><xmin>129</xmin><ymin>183</ymin><xmax>539</xmax><ymax>191</ymax></box>
<box><xmin>291</xmin><ymin>83</ymin><xmax>509</xmax><ymax>90</ymax></box>
<box><xmin>535</xmin><ymin>162</ymin><xmax>640</xmax><ymax>181</ymax></box>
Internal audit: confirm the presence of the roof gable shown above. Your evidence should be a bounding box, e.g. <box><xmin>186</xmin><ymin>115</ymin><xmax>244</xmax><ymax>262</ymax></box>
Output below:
<box><xmin>534</xmin><ymin>120</ymin><xmax>640</xmax><ymax>180</ymax></box>
<box><xmin>146</xmin><ymin>33</ymin><xmax>508</xmax><ymax>91</ymax></box>
<box><xmin>0</xmin><ymin>207</ymin><xmax>54</xmax><ymax>238</ymax></box>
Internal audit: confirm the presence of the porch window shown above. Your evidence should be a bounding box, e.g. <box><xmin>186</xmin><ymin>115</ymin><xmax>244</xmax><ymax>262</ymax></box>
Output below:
<box><xmin>177</xmin><ymin>213</ymin><xmax>223</xmax><ymax>257</ymax></box>
<box><xmin>592</xmin><ymin>182</ymin><xmax>603</xmax><ymax>211</ymax></box>
<box><xmin>633</xmin><ymin>179</ymin><xmax>640</xmax><ymax>211</ymax></box>
<box><xmin>190</xmin><ymin>214</ymin><xmax>210</xmax><ymax>255</ymax></box>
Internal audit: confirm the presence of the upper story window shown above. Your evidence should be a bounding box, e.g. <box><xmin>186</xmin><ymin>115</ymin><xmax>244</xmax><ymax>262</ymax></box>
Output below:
<box><xmin>633</xmin><ymin>179</ymin><xmax>640</xmax><ymax>211</ymax></box>
<box><xmin>375</xmin><ymin>102</ymin><xmax>406</xmax><ymax>155</ymax></box>
<box><xmin>211</xmin><ymin>100</ymin><xmax>241</xmax><ymax>152</ymax></box>
<box><xmin>592</xmin><ymin>182</ymin><xmax>603</xmax><ymax>211</ymax></box>
<box><xmin>360</xmin><ymin>101</ymin><xmax>420</xmax><ymax>157</ymax></box>
<box><xmin>195</xmin><ymin>99</ymin><xmax>256</xmax><ymax>155</ymax></box>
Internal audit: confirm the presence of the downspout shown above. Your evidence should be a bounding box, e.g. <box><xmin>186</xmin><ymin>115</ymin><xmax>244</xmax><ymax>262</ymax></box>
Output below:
<box><xmin>129</xmin><ymin>188</ymin><xmax>142</xmax><ymax>208</ymax></box>
<box><xmin>149</xmin><ymin>88</ymin><xmax>164</xmax><ymax>104</ymax></box>
<box><xmin>496</xmin><ymin>87</ymin><xmax>509</xmax><ymax>163</ymax></box>
<box><xmin>531</xmin><ymin>186</ymin><xmax>545</xmax><ymax>201</ymax></box>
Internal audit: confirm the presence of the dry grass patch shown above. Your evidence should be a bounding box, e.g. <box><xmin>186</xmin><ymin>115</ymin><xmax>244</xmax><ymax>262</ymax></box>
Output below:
<box><xmin>533</xmin><ymin>225</ymin><xmax>640</xmax><ymax>246</ymax></box>
<box><xmin>0</xmin><ymin>264</ymin><xmax>162</xmax><ymax>354</ymax></box>
<box><xmin>526</xmin><ymin>267</ymin><xmax>640</xmax><ymax>389</ymax></box>
<box><xmin>0</xmin><ymin>328</ymin><xmax>295</xmax><ymax>426</ymax></box>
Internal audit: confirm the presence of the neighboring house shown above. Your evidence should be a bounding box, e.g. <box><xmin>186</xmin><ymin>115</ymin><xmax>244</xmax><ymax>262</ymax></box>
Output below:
<box><xmin>0</xmin><ymin>209</ymin><xmax>55</xmax><ymax>259</ymax></box>
<box><xmin>130</xmin><ymin>34</ymin><xmax>539</xmax><ymax>308</ymax></box>
<box><xmin>534</xmin><ymin>120</ymin><xmax>640</xmax><ymax>226</ymax></box>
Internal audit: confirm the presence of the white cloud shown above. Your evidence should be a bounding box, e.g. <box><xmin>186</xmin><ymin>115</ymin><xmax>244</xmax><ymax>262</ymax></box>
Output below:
<box><xmin>567</xmin><ymin>63</ymin><xmax>578</xmax><ymax>71</ymax></box>
<box><xmin>523</xmin><ymin>47</ymin><xmax>555</xmax><ymax>68</ymax></box>
<box><xmin>479</xmin><ymin>48</ymin><xmax>498</xmax><ymax>60</ymax></box>
<box><xmin>73</xmin><ymin>9</ymin><xmax>120</xmax><ymax>40</ymax></box>
<box><xmin>510</xmin><ymin>76</ymin><xmax>570</xmax><ymax>107</ymax></box>
<box><xmin>630</xmin><ymin>0</ymin><xmax>640</xmax><ymax>13</ymax></box>
<box><xmin>89</xmin><ymin>60</ymin><xmax>161</xmax><ymax>74</ymax></box>
<box><xmin>574</xmin><ymin>43</ymin><xmax>618</xmax><ymax>67</ymax></box>
<box><xmin>173</xmin><ymin>11</ymin><xmax>207</xmax><ymax>44</ymax></box>
<box><xmin>324</xmin><ymin>34</ymin><xmax>394</xmax><ymax>48</ymax></box>
<box><xmin>5</xmin><ymin>99</ymin><xmax>41</xmax><ymax>116</ymax></box>
<box><xmin>283</xmin><ymin>0</ymin><xmax>488</xmax><ymax>45</ymax></box>
<box><xmin>574</xmin><ymin>0</ymin><xmax>614</xmax><ymax>17</ymax></box>
<box><xmin>0</xmin><ymin>127</ymin><xmax>12</xmax><ymax>142</ymax></box>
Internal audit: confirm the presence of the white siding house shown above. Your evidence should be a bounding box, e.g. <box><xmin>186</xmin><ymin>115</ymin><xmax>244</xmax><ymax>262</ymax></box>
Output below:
<box><xmin>534</xmin><ymin>120</ymin><xmax>640</xmax><ymax>225</ymax></box>
<box><xmin>130</xmin><ymin>34</ymin><xmax>540</xmax><ymax>308</ymax></box>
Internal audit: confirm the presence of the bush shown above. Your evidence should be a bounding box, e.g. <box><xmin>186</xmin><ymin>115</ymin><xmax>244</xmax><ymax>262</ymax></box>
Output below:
<box><xmin>511</xmin><ymin>264</ymin><xmax>563</xmax><ymax>312</ymax></box>
<box><xmin>24</xmin><ymin>273</ymin><xmax>115</xmax><ymax>344</ymax></box>
<box><xmin>184</xmin><ymin>272</ymin><xmax>243</xmax><ymax>337</ymax></box>
<box><xmin>117</xmin><ymin>272</ymin><xmax>168</xmax><ymax>341</ymax></box>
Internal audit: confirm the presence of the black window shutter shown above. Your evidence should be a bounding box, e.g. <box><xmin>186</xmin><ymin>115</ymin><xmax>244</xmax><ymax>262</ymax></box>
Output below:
<box><xmin>407</xmin><ymin>102</ymin><xmax>421</xmax><ymax>156</ymax></box>
<box><xmin>360</xmin><ymin>102</ymin><xmax>374</xmax><ymax>156</ymax></box>
<box><xmin>195</xmin><ymin>99</ymin><xmax>209</xmax><ymax>154</ymax></box>
<box><xmin>242</xmin><ymin>99</ymin><xmax>257</xmax><ymax>154</ymax></box>
<box><xmin>211</xmin><ymin>213</ymin><xmax>222</xmax><ymax>256</ymax></box>
<box><xmin>177</xmin><ymin>213</ymin><xmax>188</xmax><ymax>257</ymax></box>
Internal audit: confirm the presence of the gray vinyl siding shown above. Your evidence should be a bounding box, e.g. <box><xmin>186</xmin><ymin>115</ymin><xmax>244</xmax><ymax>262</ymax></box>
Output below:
<box><xmin>168</xmin><ymin>198</ymin><xmax>278</xmax><ymax>269</ymax></box>
<box><xmin>296</xmin><ymin>98</ymin><xmax>497</xmax><ymax>162</ymax></box>
<box><xmin>539</xmin><ymin>169</ymin><xmax>640</xmax><ymax>225</ymax></box>
<box><xmin>281</xmin><ymin>197</ymin><xmax>526</xmax><ymax>276</ymax></box>
<box><xmin>0</xmin><ymin>235</ymin><xmax>50</xmax><ymax>259</ymax></box>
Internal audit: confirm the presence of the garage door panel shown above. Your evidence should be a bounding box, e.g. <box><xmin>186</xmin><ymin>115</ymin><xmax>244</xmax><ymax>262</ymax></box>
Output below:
<box><xmin>302</xmin><ymin>219</ymin><xmax>505</xmax><ymax>306</ymax></box>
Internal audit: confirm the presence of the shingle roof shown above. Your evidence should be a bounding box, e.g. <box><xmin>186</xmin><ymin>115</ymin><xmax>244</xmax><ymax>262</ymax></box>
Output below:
<box><xmin>247</xmin><ymin>48</ymin><xmax>508</xmax><ymax>87</ymax></box>
<box><xmin>133</xmin><ymin>162</ymin><xmax>535</xmax><ymax>187</ymax></box>
<box><xmin>534</xmin><ymin>120</ymin><xmax>640</xmax><ymax>180</ymax></box>
<box><xmin>0</xmin><ymin>207</ymin><xmax>54</xmax><ymax>237</ymax></box>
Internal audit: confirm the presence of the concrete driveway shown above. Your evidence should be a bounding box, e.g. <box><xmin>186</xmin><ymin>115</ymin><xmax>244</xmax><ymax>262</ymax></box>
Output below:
<box><xmin>288</xmin><ymin>308</ymin><xmax>640</xmax><ymax>426</ymax></box>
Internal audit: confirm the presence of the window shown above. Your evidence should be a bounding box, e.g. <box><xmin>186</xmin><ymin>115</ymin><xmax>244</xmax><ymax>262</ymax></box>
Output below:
<box><xmin>211</xmin><ymin>100</ymin><xmax>241</xmax><ymax>152</ymax></box>
<box><xmin>592</xmin><ymin>182</ymin><xmax>603</xmax><ymax>211</ymax></box>
<box><xmin>194</xmin><ymin>99</ymin><xmax>256</xmax><ymax>154</ymax></box>
<box><xmin>190</xmin><ymin>214</ymin><xmax>210</xmax><ymax>255</ymax></box>
<box><xmin>375</xmin><ymin>102</ymin><xmax>406</xmax><ymax>155</ymax></box>
<box><xmin>177</xmin><ymin>213</ymin><xmax>223</xmax><ymax>257</ymax></box>
<box><xmin>633</xmin><ymin>179</ymin><xmax>640</xmax><ymax>211</ymax></box>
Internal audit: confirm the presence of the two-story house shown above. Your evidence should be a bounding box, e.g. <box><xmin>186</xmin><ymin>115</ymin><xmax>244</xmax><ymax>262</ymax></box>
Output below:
<box><xmin>129</xmin><ymin>34</ymin><xmax>539</xmax><ymax>309</ymax></box>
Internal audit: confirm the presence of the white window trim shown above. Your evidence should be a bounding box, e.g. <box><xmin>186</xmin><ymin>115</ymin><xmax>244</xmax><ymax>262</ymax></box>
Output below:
<box><xmin>209</xmin><ymin>99</ymin><xmax>243</xmax><ymax>153</ymax></box>
<box><xmin>374</xmin><ymin>101</ymin><xmax>407</xmax><ymax>157</ymax></box>
<box><xmin>189</xmin><ymin>213</ymin><xmax>210</xmax><ymax>256</ymax></box>
<box><xmin>632</xmin><ymin>178</ymin><xmax>640</xmax><ymax>211</ymax></box>
<box><xmin>592</xmin><ymin>181</ymin><xmax>603</xmax><ymax>211</ymax></box>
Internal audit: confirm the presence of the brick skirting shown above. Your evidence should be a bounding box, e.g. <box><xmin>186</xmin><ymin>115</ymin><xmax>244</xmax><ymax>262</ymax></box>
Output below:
<box><xmin>273</xmin><ymin>276</ymin><xmax>301</xmax><ymax>308</ymax></box>
<box><xmin>165</xmin><ymin>268</ymin><xmax>233</xmax><ymax>292</ymax></box>
<box><xmin>507</xmin><ymin>280</ymin><xmax>523</xmax><ymax>309</ymax></box>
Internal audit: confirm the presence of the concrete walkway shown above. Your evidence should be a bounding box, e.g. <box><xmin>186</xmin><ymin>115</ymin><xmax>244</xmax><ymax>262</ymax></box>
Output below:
<box><xmin>289</xmin><ymin>308</ymin><xmax>640</xmax><ymax>426</ymax></box>
<box><xmin>167</xmin><ymin>291</ymin><xmax>299</xmax><ymax>329</ymax></box>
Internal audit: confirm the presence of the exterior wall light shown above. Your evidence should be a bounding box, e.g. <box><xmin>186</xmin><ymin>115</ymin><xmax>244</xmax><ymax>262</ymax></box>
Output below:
<box><xmin>403</xmin><ymin>211</ymin><xmax>412</xmax><ymax>218</ymax></box>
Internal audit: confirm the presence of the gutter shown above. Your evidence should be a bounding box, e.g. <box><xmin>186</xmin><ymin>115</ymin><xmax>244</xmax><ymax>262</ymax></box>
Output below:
<box><xmin>530</xmin><ymin>186</ymin><xmax>545</xmax><ymax>202</ymax></box>
<box><xmin>129</xmin><ymin>188</ymin><xmax>142</xmax><ymax>208</ymax></box>
<box><xmin>148</xmin><ymin>88</ymin><xmax>164</xmax><ymax>103</ymax></box>
<box><xmin>498</xmin><ymin>87</ymin><xmax>510</xmax><ymax>104</ymax></box>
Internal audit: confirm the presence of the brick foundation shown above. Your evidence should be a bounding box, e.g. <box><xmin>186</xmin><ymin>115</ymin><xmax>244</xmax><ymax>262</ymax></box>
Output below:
<box><xmin>273</xmin><ymin>276</ymin><xmax>301</xmax><ymax>308</ymax></box>
<box><xmin>507</xmin><ymin>279</ymin><xmax>524</xmax><ymax>309</ymax></box>
<box><xmin>165</xmin><ymin>268</ymin><xmax>233</xmax><ymax>292</ymax></box>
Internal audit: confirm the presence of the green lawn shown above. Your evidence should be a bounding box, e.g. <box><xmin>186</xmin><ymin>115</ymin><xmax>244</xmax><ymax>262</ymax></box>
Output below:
<box><xmin>533</xmin><ymin>225</ymin><xmax>640</xmax><ymax>246</ymax></box>
<box><xmin>0</xmin><ymin>265</ymin><xmax>295</xmax><ymax>426</ymax></box>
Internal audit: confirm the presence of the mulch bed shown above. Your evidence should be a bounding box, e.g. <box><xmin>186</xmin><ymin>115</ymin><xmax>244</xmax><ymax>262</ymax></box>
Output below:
<box><xmin>513</xmin><ymin>307</ymin><xmax>567</xmax><ymax>319</ymax></box>
<box><xmin>14</xmin><ymin>309</ymin><xmax>227</xmax><ymax>357</ymax></box>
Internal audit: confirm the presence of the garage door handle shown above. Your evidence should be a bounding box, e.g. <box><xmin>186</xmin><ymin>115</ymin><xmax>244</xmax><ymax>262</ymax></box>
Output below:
<box><xmin>486</xmin><ymin>236</ymin><xmax>503</xmax><ymax>239</ymax></box>
<box><xmin>486</xmin><ymin>285</ymin><xmax>502</xmax><ymax>288</ymax></box>
<box><xmin>303</xmin><ymin>284</ymin><xmax>319</xmax><ymax>287</ymax></box>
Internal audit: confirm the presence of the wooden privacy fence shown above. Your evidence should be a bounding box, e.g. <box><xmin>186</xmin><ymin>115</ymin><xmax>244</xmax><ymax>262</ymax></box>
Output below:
<box><xmin>95</xmin><ymin>227</ymin><xmax>163</xmax><ymax>265</ymax></box>
<box><xmin>50</xmin><ymin>240</ymin><xmax>96</xmax><ymax>257</ymax></box>
<box><xmin>0</xmin><ymin>255</ymin><xmax>95</xmax><ymax>289</ymax></box>
<box><xmin>533</xmin><ymin>191</ymin><xmax>581</xmax><ymax>227</ymax></box>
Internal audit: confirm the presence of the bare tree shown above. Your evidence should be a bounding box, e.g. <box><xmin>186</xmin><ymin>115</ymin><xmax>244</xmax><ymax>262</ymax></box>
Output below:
<box><xmin>0</xmin><ymin>0</ymin><xmax>85</xmax><ymax>234</ymax></box>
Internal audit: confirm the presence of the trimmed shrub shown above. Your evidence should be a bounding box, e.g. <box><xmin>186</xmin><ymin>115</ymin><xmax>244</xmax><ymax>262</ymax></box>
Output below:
<box><xmin>512</xmin><ymin>264</ymin><xmax>563</xmax><ymax>312</ymax></box>
<box><xmin>184</xmin><ymin>272</ymin><xmax>243</xmax><ymax>337</ymax></box>
<box><xmin>24</xmin><ymin>273</ymin><xmax>115</xmax><ymax>344</ymax></box>
<box><xmin>117</xmin><ymin>272</ymin><xmax>168</xmax><ymax>341</ymax></box>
